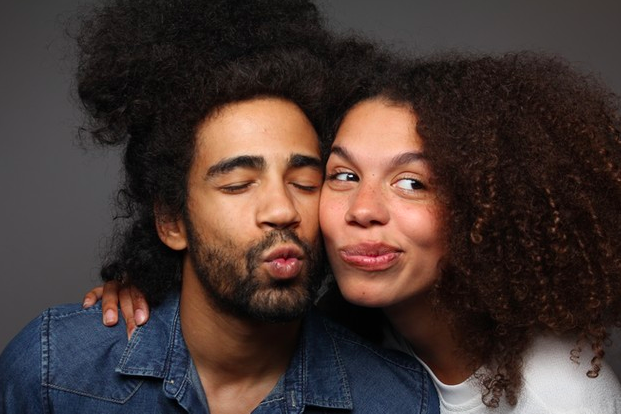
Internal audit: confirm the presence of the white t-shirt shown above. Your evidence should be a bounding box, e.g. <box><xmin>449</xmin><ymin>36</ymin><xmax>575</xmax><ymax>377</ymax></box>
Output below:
<box><xmin>384</xmin><ymin>331</ymin><xmax>621</xmax><ymax>413</ymax></box>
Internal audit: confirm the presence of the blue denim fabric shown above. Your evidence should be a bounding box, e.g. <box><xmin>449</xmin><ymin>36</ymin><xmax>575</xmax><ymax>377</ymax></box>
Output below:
<box><xmin>0</xmin><ymin>293</ymin><xmax>439</xmax><ymax>413</ymax></box>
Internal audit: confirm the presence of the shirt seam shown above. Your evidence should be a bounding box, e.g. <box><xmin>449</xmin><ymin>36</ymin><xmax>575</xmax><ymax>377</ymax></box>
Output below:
<box><xmin>43</xmin><ymin>381</ymin><xmax>145</xmax><ymax>404</ymax></box>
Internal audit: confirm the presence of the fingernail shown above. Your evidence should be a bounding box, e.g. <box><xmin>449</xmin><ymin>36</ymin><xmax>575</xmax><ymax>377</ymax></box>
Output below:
<box><xmin>135</xmin><ymin>309</ymin><xmax>146</xmax><ymax>325</ymax></box>
<box><xmin>82</xmin><ymin>299</ymin><xmax>91</xmax><ymax>308</ymax></box>
<box><xmin>104</xmin><ymin>309</ymin><xmax>115</xmax><ymax>325</ymax></box>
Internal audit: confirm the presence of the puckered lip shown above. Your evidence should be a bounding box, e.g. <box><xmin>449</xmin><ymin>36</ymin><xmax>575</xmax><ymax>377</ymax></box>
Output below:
<box><xmin>339</xmin><ymin>242</ymin><xmax>402</xmax><ymax>257</ymax></box>
<box><xmin>338</xmin><ymin>242</ymin><xmax>403</xmax><ymax>271</ymax></box>
<box><xmin>262</xmin><ymin>244</ymin><xmax>304</xmax><ymax>262</ymax></box>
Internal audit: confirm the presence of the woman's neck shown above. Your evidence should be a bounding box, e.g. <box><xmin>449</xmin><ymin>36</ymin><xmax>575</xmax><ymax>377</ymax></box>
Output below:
<box><xmin>382</xmin><ymin>295</ymin><xmax>474</xmax><ymax>385</ymax></box>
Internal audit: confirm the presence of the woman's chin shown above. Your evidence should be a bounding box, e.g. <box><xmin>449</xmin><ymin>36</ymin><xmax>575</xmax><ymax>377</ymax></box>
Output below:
<box><xmin>338</xmin><ymin>285</ymin><xmax>393</xmax><ymax>309</ymax></box>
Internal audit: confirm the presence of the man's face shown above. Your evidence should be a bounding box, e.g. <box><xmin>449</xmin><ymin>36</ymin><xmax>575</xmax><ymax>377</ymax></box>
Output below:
<box><xmin>172</xmin><ymin>97</ymin><xmax>324</xmax><ymax>323</ymax></box>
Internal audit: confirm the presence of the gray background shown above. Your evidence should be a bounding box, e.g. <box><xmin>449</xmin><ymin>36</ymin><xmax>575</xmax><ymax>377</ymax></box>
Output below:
<box><xmin>2</xmin><ymin>0</ymin><xmax>620</xmax><ymax>376</ymax></box>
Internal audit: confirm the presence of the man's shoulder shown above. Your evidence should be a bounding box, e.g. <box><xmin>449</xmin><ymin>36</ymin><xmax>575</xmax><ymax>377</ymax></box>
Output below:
<box><xmin>0</xmin><ymin>302</ymin><xmax>140</xmax><ymax>409</ymax></box>
<box><xmin>1</xmin><ymin>301</ymin><xmax>130</xmax><ymax>374</ymax></box>
<box><xmin>307</xmin><ymin>311</ymin><xmax>440</xmax><ymax>413</ymax></box>
<box><xmin>0</xmin><ymin>302</ymin><xmax>126</xmax><ymax>372</ymax></box>
<box><xmin>0</xmin><ymin>309</ymin><xmax>46</xmax><ymax>409</ymax></box>
<box><xmin>35</xmin><ymin>302</ymin><xmax>130</xmax><ymax>367</ymax></box>
<box><xmin>317</xmin><ymin>311</ymin><xmax>428</xmax><ymax>372</ymax></box>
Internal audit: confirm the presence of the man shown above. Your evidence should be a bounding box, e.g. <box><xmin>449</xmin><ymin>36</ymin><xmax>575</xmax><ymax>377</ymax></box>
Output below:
<box><xmin>0</xmin><ymin>1</ymin><xmax>439</xmax><ymax>413</ymax></box>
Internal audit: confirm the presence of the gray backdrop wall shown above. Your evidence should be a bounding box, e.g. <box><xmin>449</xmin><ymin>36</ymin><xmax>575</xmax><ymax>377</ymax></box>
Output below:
<box><xmin>2</xmin><ymin>0</ymin><xmax>620</xmax><ymax>375</ymax></box>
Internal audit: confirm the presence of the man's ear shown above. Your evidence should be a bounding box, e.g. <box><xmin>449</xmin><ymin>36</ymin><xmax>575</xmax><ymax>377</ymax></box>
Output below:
<box><xmin>155</xmin><ymin>206</ymin><xmax>188</xmax><ymax>251</ymax></box>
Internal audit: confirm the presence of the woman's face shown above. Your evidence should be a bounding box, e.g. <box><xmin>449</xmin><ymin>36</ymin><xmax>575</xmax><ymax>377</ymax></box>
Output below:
<box><xmin>320</xmin><ymin>99</ymin><xmax>444</xmax><ymax>309</ymax></box>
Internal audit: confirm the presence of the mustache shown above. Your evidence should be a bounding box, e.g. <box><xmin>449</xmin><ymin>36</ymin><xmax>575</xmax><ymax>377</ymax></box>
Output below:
<box><xmin>245</xmin><ymin>229</ymin><xmax>314</xmax><ymax>265</ymax></box>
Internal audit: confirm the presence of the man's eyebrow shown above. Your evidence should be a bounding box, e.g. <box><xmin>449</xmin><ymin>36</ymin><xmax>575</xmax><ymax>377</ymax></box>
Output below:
<box><xmin>288</xmin><ymin>154</ymin><xmax>323</xmax><ymax>171</ymax></box>
<box><xmin>330</xmin><ymin>145</ymin><xmax>425</xmax><ymax>167</ymax></box>
<box><xmin>206</xmin><ymin>155</ymin><xmax>265</xmax><ymax>177</ymax></box>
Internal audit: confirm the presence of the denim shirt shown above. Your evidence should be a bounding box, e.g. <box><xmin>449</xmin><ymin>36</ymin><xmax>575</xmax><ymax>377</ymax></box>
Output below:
<box><xmin>0</xmin><ymin>293</ymin><xmax>439</xmax><ymax>413</ymax></box>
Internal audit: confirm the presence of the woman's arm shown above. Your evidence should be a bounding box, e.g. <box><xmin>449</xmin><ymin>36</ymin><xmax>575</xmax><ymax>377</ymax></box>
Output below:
<box><xmin>83</xmin><ymin>281</ymin><xmax>150</xmax><ymax>338</ymax></box>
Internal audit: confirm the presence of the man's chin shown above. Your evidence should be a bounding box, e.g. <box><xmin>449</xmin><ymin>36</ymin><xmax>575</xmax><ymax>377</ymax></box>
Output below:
<box><xmin>241</xmin><ymin>285</ymin><xmax>313</xmax><ymax>323</ymax></box>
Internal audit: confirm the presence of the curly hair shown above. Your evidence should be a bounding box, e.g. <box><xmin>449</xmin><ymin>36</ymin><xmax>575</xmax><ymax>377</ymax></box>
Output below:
<box><xmin>327</xmin><ymin>52</ymin><xmax>621</xmax><ymax>406</ymax></box>
<box><xmin>74</xmin><ymin>0</ymin><xmax>334</xmax><ymax>303</ymax></box>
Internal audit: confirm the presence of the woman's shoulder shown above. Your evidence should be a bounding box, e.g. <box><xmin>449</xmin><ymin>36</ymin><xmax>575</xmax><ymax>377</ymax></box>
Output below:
<box><xmin>517</xmin><ymin>335</ymin><xmax>621</xmax><ymax>413</ymax></box>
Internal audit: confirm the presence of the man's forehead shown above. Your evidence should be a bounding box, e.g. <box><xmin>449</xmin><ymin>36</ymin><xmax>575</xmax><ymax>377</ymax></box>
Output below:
<box><xmin>197</xmin><ymin>97</ymin><xmax>314</xmax><ymax>133</ymax></box>
<box><xmin>193</xmin><ymin>97</ymin><xmax>320</xmax><ymax>165</ymax></box>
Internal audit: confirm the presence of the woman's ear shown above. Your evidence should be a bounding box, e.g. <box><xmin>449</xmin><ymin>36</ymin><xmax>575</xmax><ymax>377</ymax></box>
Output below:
<box><xmin>154</xmin><ymin>206</ymin><xmax>188</xmax><ymax>251</ymax></box>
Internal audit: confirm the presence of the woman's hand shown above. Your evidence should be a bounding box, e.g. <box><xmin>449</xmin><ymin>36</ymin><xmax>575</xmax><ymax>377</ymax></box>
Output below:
<box><xmin>82</xmin><ymin>280</ymin><xmax>150</xmax><ymax>338</ymax></box>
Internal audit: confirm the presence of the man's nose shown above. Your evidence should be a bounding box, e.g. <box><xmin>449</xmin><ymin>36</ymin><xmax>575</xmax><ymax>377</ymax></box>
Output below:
<box><xmin>256</xmin><ymin>181</ymin><xmax>301</xmax><ymax>230</ymax></box>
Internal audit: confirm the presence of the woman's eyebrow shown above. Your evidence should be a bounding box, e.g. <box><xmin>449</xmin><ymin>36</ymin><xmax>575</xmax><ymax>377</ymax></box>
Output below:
<box><xmin>330</xmin><ymin>145</ymin><xmax>425</xmax><ymax>167</ymax></box>
<box><xmin>390</xmin><ymin>151</ymin><xmax>425</xmax><ymax>167</ymax></box>
<box><xmin>329</xmin><ymin>145</ymin><xmax>353</xmax><ymax>163</ymax></box>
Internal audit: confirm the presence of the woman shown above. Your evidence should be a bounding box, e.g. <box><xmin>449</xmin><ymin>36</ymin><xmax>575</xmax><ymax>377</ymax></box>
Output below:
<box><xmin>87</xmin><ymin>52</ymin><xmax>621</xmax><ymax>411</ymax></box>
<box><xmin>319</xmin><ymin>52</ymin><xmax>621</xmax><ymax>412</ymax></box>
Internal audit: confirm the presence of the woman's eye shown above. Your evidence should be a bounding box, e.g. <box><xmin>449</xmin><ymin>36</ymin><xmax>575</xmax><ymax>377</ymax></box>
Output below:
<box><xmin>394</xmin><ymin>178</ymin><xmax>424</xmax><ymax>191</ymax></box>
<box><xmin>329</xmin><ymin>172</ymin><xmax>358</xmax><ymax>182</ymax></box>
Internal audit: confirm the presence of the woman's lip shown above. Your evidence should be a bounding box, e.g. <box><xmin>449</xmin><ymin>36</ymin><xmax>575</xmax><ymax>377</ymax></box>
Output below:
<box><xmin>338</xmin><ymin>243</ymin><xmax>402</xmax><ymax>271</ymax></box>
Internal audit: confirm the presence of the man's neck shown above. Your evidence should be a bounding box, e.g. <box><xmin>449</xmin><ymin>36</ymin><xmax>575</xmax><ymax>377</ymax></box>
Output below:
<box><xmin>179</xmin><ymin>268</ymin><xmax>301</xmax><ymax>414</ymax></box>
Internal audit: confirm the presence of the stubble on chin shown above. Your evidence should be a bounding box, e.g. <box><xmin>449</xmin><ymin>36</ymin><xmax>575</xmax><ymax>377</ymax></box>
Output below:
<box><xmin>186</xmin><ymin>227</ymin><xmax>324</xmax><ymax>323</ymax></box>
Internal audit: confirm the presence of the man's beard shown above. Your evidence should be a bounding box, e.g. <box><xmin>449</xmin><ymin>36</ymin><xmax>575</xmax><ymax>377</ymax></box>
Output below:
<box><xmin>185</xmin><ymin>221</ymin><xmax>325</xmax><ymax>323</ymax></box>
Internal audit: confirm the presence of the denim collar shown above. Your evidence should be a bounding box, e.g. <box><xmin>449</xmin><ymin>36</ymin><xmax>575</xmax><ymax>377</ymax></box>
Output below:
<box><xmin>115</xmin><ymin>293</ymin><xmax>352</xmax><ymax>411</ymax></box>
